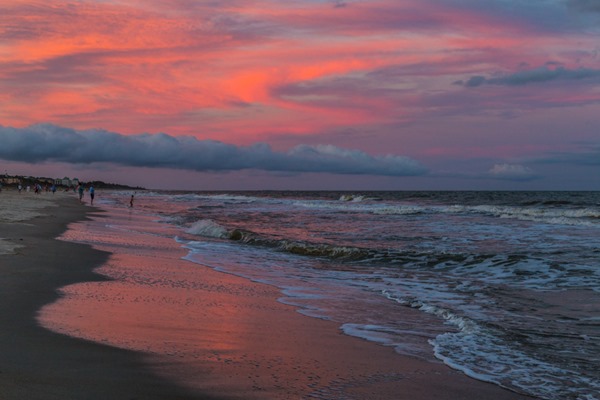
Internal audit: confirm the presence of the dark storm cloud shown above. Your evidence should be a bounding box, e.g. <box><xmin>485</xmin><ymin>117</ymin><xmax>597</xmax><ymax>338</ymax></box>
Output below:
<box><xmin>0</xmin><ymin>124</ymin><xmax>427</xmax><ymax>176</ymax></box>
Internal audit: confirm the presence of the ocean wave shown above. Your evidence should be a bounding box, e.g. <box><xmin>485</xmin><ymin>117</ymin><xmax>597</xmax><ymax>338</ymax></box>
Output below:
<box><xmin>181</xmin><ymin>215</ymin><xmax>380</xmax><ymax>260</ymax></box>
<box><xmin>172</xmin><ymin>193</ymin><xmax>265</xmax><ymax>204</ymax></box>
<box><xmin>403</xmin><ymin>202</ymin><xmax>597</xmax><ymax>227</ymax></box>
<box><xmin>167</xmin><ymin>191</ymin><xmax>599</xmax><ymax>227</ymax></box>
<box><xmin>276</xmin><ymin>241</ymin><xmax>370</xmax><ymax>260</ymax></box>
<box><xmin>383</xmin><ymin>290</ymin><xmax>600</xmax><ymax>400</ymax></box>
<box><xmin>383</xmin><ymin>291</ymin><xmax>479</xmax><ymax>334</ymax></box>
<box><xmin>338</xmin><ymin>194</ymin><xmax>382</xmax><ymax>202</ymax></box>
<box><xmin>185</xmin><ymin>219</ymin><xmax>229</xmax><ymax>239</ymax></box>
<box><xmin>371</xmin><ymin>205</ymin><xmax>424</xmax><ymax>215</ymax></box>
<box><xmin>182</xmin><ymin>217</ymin><xmax>599</xmax><ymax>291</ymax></box>
<box><xmin>465</xmin><ymin>205</ymin><xmax>600</xmax><ymax>225</ymax></box>
<box><xmin>325</xmin><ymin>201</ymin><xmax>600</xmax><ymax>226</ymax></box>
<box><xmin>339</xmin><ymin>194</ymin><xmax>364</xmax><ymax>202</ymax></box>
<box><xmin>404</xmin><ymin>204</ymin><xmax>600</xmax><ymax>227</ymax></box>
<box><xmin>184</xmin><ymin>219</ymin><xmax>256</xmax><ymax>242</ymax></box>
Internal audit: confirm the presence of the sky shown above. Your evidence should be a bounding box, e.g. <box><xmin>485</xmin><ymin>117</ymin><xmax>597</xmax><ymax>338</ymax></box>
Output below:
<box><xmin>1</xmin><ymin>0</ymin><xmax>599</xmax><ymax>190</ymax></box>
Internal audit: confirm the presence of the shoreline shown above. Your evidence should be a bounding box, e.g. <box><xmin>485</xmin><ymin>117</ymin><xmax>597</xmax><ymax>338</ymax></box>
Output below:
<box><xmin>36</xmin><ymin>192</ymin><xmax>535</xmax><ymax>399</ymax></box>
<box><xmin>2</xmin><ymin>189</ymin><xmax>537</xmax><ymax>399</ymax></box>
<box><xmin>0</xmin><ymin>190</ymin><xmax>208</xmax><ymax>399</ymax></box>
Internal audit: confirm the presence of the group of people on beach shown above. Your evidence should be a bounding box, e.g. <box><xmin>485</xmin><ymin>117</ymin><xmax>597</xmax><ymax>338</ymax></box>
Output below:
<box><xmin>32</xmin><ymin>183</ymin><xmax>56</xmax><ymax>194</ymax></box>
<box><xmin>1</xmin><ymin>179</ymin><xmax>137</xmax><ymax>209</ymax></box>
<box><xmin>75</xmin><ymin>184</ymin><xmax>134</xmax><ymax>208</ymax></box>
<box><xmin>76</xmin><ymin>184</ymin><xmax>95</xmax><ymax>205</ymax></box>
<box><xmin>2</xmin><ymin>182</ymin><xmax>56</xmax><ymax>194</ymax></box>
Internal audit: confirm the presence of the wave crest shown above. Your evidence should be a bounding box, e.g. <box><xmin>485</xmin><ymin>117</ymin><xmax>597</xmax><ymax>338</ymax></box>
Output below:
<box><xmin>185</xmin><ymin>219</ymin><xmax>229</xmax><ymax>239</ymax></box>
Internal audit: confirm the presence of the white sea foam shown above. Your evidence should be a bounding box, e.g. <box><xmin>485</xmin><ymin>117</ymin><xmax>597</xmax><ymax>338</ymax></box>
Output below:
<box><xmin>449</xmin><ymin>204</ymin><xmax>600</xmax><ymax>227</ymax></box>
<box><xmin>382</xmin><ymin>289</ymin><xmax>600</xmax><ymax>400</ymax></box>
<box><xmin>296</xmin><ymin>198</ymin><xmax>600</xmax><ymax>227</ymax></box>
<box><xmin>0</xmin><ymin>238</ymin><xmax>23</xmax><ymax>255</ymax></box>
<box><xmin>338</xmin><ymin>194</ymin><xmax>369</xmax><ymax>202</ymax></box>
<box><xmin>430</xmin><ymin>330</ymin><xmax>600</xmax><ymax>400</ymax></box>
<box><xmin>364</xmin><ymin>202</ymin><xmax>600</xmax><ymax>227</ymax></box>
<box><xmin>185</xmin><ymin>219</ymin><xmax>229</xmax><ymax>239</ymax></box>
<box><xmin>371</xmin><ymin>205</ymin><xmax>424</xmax><ymax>215</ymax></box>
<box><xmin>341</xmin><ymin>324</ymin><xmax>402</xmax><ymax>347</ymax></box>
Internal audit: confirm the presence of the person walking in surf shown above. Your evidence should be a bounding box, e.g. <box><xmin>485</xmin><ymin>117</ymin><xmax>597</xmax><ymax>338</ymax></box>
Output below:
<box><xmin>89</xmin><ymin>185</ymin><xmax>95</xmax><ymax>205</ymax></box>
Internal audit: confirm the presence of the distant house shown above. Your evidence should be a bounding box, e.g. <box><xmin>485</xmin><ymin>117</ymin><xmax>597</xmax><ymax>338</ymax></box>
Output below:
<box><xmin>56</xmin><ymin>177</ymin><xmax>79</xmax><ymax>187</ymax></box>
<box><xmin>3</xmin><ymin>177</ymin><xmax>21</xmax><ymax>185</ymax></box>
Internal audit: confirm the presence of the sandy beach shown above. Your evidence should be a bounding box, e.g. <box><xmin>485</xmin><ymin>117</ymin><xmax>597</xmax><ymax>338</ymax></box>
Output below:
<box><xmin>0</xmin><ymin>190</ymin><xmax>202</xmax><ymax>399</ymax></box>
<box><xmin>1</xmin><ymin>189</ymin><xmax>535</xmax><ymax>399</ymax></box>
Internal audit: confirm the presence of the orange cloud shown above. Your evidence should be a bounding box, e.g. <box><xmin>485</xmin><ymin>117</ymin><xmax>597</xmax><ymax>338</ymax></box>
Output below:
<box><xmin>1</xmin><ymin>0</ymin><xmax>598</xmax><ymax>146</ymax></box>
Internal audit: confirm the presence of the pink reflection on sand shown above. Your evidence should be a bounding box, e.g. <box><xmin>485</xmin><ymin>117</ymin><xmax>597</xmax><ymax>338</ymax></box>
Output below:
<box><xmin>41</xmin><ymin>253</ymin><xmax>272</xmax><ymax>354</ymax></box>
<box><xmin>37</xmin><ymin>207</ymin><xmax>328</xmax><ymax>396</ymax></box>
<box><xmin>39</xmin><ymin>208</ymin><xmax>269</xmax><ymax>356</ymax></box>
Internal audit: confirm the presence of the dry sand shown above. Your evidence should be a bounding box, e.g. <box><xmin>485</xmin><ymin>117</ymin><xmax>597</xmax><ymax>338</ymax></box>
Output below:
<box><xmin>0</xmin><ymin>189</ymin><xmax>536</xmax><ymax>399</ymax></box>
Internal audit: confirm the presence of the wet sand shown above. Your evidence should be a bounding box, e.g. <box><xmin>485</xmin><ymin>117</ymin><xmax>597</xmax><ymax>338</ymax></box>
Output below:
<box><xmin>1</xmin><ymin>189</ymin><xmax>535</xmax><ymax>399</ymax></box>
<box><xmin>0</xmin><ymin>190</ymin><xmax>207</xmax><ymax>399</ymax></box>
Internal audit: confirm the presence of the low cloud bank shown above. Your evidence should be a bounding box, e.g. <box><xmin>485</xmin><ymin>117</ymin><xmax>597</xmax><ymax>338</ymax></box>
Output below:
<box><xmin>488</xmin><ymin>164</ymin><xmax>539</xmax><ymax>181</ymax></box>
<box><xmin>0</xmin><ymin>124</ymin><xmax>427</xmax><ymax>176</ymax></box>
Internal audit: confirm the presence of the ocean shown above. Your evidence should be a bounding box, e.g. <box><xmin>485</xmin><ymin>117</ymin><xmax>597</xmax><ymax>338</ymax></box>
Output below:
<box><xmin>45</xmin><ymin>191</ymin><xmax>600</xmax><ymax>399</ymax></box>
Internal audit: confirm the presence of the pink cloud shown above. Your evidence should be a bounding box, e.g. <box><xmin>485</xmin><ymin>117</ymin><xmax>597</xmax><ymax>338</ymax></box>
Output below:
<box><xmin>1</xmin><ymin>0</ymin><xmax>599</xmax><ymax>189</ymax></box>
<box><xmin>0</xmin><ymin>0</ymin><xmax>543</xmax><ymax>135</ymax></box>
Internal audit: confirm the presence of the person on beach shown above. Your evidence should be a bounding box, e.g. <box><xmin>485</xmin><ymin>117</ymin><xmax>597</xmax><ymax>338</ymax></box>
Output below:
<box><xmin>51</xmin><ymin>184</ymin><xmax>56</xmax><ymax>194</ymax></box>
<box><xmin>18</xmin><ymin>184</ymin><xmax>22</xmax><ymax>193</ymax></box>
<box><xmin>129</xmin><ymin>194</ymin><xmax>134</xmax><ymax>208</ymax></box>
<box><xmin>78</xmin><ymin>184</ymin><xmax>84</xmax><ymax>202</ymax></box>
<box><xmin>89</xmin><ymin>185</ymin><xmax>95</xmax><ymax>205</ymax></box>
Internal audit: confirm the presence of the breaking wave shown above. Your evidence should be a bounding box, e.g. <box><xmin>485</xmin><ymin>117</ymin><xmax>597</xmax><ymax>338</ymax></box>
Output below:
<box><xmin>185</xmin><ymin>219</ymin><xmax>229</xmax><ymax>239</ymax></box>
<box><xmin>182</xmin><ymin>219</ymin><xmax>599</xmax><ymax>292</ymax></box>
<box><xmin>383</xmin><ymin>291</ymin><xmax>600</xmax><ymax>400</ymax></box>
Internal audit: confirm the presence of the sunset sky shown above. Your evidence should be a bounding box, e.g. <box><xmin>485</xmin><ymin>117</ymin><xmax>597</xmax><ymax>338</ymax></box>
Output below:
<box><xmin>1</xmin><ymin>0</ymin><xmax>599</xmax><ymax>190</ymax></box>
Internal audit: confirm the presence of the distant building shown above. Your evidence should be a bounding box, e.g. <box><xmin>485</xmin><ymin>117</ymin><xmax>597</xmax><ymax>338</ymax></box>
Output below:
<box><xmin>3</xmin><ymin>177</ymin><xmax>21</xmax><ymax>185</ymax></box>
<box><xmin>57</xmin><ymin>177</ymin><xmax>79</xmax><ymax>187</ymax></box>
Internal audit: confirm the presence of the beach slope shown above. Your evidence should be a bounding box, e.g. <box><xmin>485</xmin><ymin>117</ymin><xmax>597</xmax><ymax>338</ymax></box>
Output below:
<box><xmin>0</xmin><ymin>191</ymin><xmax>209</xmax><ymax>399</ymax></box>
